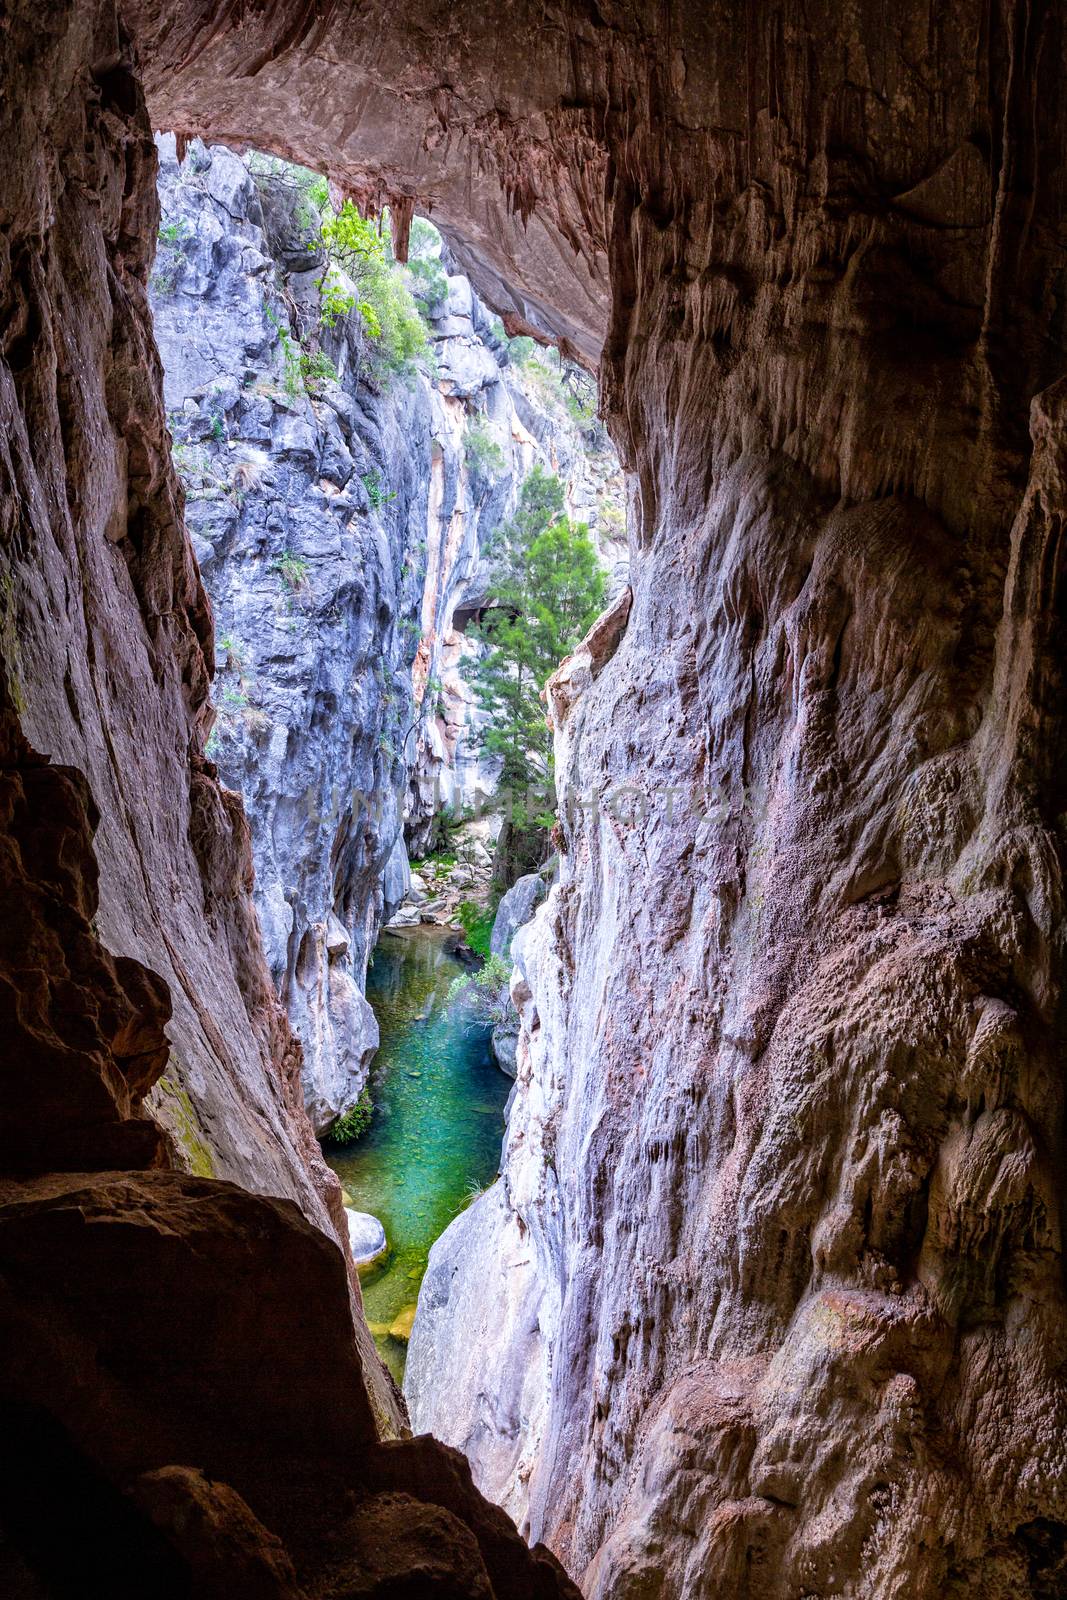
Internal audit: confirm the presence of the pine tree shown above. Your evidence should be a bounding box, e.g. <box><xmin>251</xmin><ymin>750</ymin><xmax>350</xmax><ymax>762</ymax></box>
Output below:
<box><xmin>472</xmin><ymin>468</ymin><xmax>606</xmax><ymax>833</ymax></box>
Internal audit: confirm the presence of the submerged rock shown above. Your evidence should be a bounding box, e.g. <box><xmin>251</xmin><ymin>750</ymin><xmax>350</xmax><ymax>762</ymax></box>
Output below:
<box><xmin>346</xmin><ymin>1209</ymin><xmax>387</xmax><ymax>1266</ymax></box>
<box><xmin>388</xmin><ymin>1304</ymin><xmax>418</xmax><ymax>1343</ymax></box>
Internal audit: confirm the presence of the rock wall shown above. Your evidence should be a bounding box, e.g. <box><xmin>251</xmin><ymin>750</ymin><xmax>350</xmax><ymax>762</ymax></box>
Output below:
<box><xmin>0</xmin><ymin>2</ymin><xmax>583</xmax><ymax>1594</ymax></box>
<box><xmin>398</xmin><ymin>7</ymin><xmax>1067</xmax><ymax>1592</ymax></box>
<box><xmin>150</xmin><ymin>138</ymin><xmax>430</xmax><ymax>1134</ymax></box>
<box><xmin>7</xmin><ymin>1</ymin><xmax>1067</xmax><ymax>1597</ymax></box>
<box><xmin>150</xmin><ymin>143</ymin><xmax>622</xmax><ymax>1130</ymax></box>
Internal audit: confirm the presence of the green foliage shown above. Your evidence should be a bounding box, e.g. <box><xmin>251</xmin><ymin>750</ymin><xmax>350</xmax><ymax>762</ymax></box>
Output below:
<box><xmin>318</xmin><ymin>268</ymin><xmax>357</xmax><ymax>328</ymax></box>
<box><xmin>307</xmin><ymin>174</ymin><xmax>330</xmax><ymax>212</ymax></box>
<box><xmin>271</xmin><ymin>552</ymin><xmax>309</xmax><ymax>590</ymax></box>
<box><xmin>447</xmin><ymin>954</ymin><xmax>512</xmax><ymax>1027</ymax></box>
<box><xmin>151</xmin><ymin>217</ymin><xmax>188</xmax><ymax>296</ymax></box>
<box><xmin>464</xmin><ymin>416</ymin><xmax>505</xmax><ymax>490</ymax></box>
<box><xmin>507</xmin><ymin>335</ymin><xmax>536</xmax><ymax>364</ymax></box>
<box><xmin>319</xmin><ymin>201</ymin><xmax>426</xmax><ymax>372</ymax></box>
<box><xmin>421</xmin><ymin>849</ymin><xmax>456</xmax><ymax>875</ymax></box>
<box><xmin>325</xmin><ymin>1088</ymin><xmax>373</xmax><ymax>1146</ymax></box>
<box><xmin>471</xmin><ymin>467</ymin><xmax>606</xmax><ymax>796</ymax></box>
<box><xmin>361</xmin><ymin>470</ymin><xmax>396</xmax><ymax>509</ymax></box>
<box><xmin>456</xmin><ymin>896</ymin><xmax>499</xmax><ymax>961</ymax></box>
<box><xmin>300</xmin><ymin>348</ymin><xmax>337</xmax><ymax>387</ymax></box>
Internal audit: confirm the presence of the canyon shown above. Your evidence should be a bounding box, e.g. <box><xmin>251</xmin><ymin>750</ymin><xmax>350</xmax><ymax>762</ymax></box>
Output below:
<box><xmin>1</xmin><ymin>2</ymin><xmax>1065</xmax><ymax>1599</ymax></box>
<box><xmin>148</xmin><ymin>134</ymin><xmax>621</xmax><ymax>1139</ymax></box>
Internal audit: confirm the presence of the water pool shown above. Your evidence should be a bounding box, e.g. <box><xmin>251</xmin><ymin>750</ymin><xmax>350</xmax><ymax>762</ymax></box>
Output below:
<box><xmin>326</xmin><ymin>926</ymin><xmax>509</xmax><ymax>1383</ymax></box>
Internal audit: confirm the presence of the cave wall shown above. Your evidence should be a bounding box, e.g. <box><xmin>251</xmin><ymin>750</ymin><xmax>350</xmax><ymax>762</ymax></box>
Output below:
<box><xmin>0</xmin><ymin>3</ymin><xmax>584</xmax><ymax>1594</ymax></box>
<box><xmin>399</xmin><ymin>6</ymin><xmax>1067</xmax><ymax>1592</ymax></box>
<box><xmin>2</xmin><ymin>0</ymin><xmax>1066</xmax><ymax>1595</ymax></box>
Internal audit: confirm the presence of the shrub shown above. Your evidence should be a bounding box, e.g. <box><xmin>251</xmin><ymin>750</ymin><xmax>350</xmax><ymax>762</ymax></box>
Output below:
<box><xmin>158</xmin><ymin>219</ymin><xmax>188</xmax><ymax>246</ymax></box>
<box><xmin>270</xmin><ymin>552</ymin><xmax>309</xmax><ymax>590</ymax></box>
<box><xmin>361</xmin><ymin>469</ymin><xmax>396</xmax><ymax>509</ymax></box>
<box><xmin>318</xmin><ymin>268</ymin><xmax>357</xmax><ymax>328</ymax></box>
<box><xmin>456</xmin><ymin>896</ymin><xmax>499</xmax><ymax>960</ymax></box>
<box><xmin>447</xmin><ymin>954</ymin><xmax>512</xmax><ymax>1027</ymax></box>
<box><xmin>320</xmin><ymin>201</ymin><xmax>427</xmax><ymax>372</ymax></box>
<box><xmin>325</xmin><ymin>1088</ymin><xmax>373</xmax><ymax>1146</ymax></box>
<box><xmin>300</xmin><ymin>349</ymin><xmax>337</xmax><ymax>387</ymax></box>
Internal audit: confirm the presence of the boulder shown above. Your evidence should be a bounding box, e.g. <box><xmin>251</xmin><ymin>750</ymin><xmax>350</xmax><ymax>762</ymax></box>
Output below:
<box><xmin>386</xmin><ymin>906</ymin><xmax>421</xmax><ymax>928</ymax></box>
<box><xmin>346</xmin><ymin>1210</ymin><xmax>388</xmax><ymax>1266</ymax></box>
<box><xmin>388</xmin><ymin>1304</ymin><xmax>418</xmax><ymax>1343</ymax></box>
<box><xmin>489</xmin><ymin>873</ymin><xmax>547</xmax><ymax>960</ymax></box>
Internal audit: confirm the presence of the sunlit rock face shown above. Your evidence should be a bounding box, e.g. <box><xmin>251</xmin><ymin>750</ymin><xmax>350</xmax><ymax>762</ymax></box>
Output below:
<box><xmin>149</xmin><ymin>136</ymin><xmax>623</xmax><ymax>1131</ymax></box>
<box><xmin>150</xmin><ymin>135</ymin><xmax>428</xmax><ymax>1136</ymax></box>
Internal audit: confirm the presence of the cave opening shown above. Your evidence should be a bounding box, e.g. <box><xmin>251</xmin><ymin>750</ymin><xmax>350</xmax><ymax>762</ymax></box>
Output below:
<box><xmin>149</xmin><ymin>131</ymin><xmax>622</xmax><ymax>1399</ymax></box>
<box><xmin>2</xmin><ymin>2</ymin><xmax>1066</xmax><ymax>1597</ymax></box>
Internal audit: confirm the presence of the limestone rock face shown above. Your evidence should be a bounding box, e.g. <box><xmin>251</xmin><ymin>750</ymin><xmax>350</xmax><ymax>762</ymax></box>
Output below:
<box><xmin>150</xmin><ymin>136</ymin><xmax>428</xmax><ymax>1136</ymax></box>
<box><xmin>490</xmin><ymin>876</ymin><xmax>548</xmax><ymax>963</ymax></box>
<box><xmin>488</xmin><ymin>874</ymin><xmax>549</xmax><ymax>1074</ymax></box>
<box><xmin>150</xmin><ymin>138</ymin><xmax>623</xmax><ymax>1129</ymax></box>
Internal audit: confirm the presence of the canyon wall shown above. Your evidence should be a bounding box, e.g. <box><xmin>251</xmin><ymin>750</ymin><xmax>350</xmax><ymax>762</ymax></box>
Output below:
<box><xmin>149</xmin><ymin>143</ymin><xmax>622</xmax><ymax>1128</ymax></box>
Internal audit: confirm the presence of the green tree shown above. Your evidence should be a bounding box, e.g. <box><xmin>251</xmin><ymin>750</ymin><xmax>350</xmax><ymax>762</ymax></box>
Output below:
<box><xmin>318</xmin><ymin>201</ymin><xmax>426</xmax><ymax>372</ymax></box>
<box><xmin>472</xmin><ymin>468</ymin><xmax>606</xmax><ymax>810</ymax></box>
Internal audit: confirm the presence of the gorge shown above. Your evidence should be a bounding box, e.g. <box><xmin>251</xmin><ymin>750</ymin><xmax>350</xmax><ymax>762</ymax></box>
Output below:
<box><xmin>1</xmin><ymin>3</ymin><xmax>1066</xmax><ymax>1599</ymax></box>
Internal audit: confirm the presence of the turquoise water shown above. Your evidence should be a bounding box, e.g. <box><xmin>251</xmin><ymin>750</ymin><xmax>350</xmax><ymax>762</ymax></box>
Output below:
<box><xmin>326</xmin><ymin>926</ymin><xmax>508</xmax><ymax>1382</ymax></box>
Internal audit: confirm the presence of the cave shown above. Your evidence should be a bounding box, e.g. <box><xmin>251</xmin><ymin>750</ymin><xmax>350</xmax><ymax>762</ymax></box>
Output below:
<box><xmin>1</xmin><ymin>2</ymin><xmax>1065</xmax><ymax>1598</ymax></box>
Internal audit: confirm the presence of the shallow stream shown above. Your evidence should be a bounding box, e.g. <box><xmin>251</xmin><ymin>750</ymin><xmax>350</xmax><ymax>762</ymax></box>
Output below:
<box><xmin>326</xmin><ymin>926</ymin><xmax>509</xmax><ymax>1383</ymax></box>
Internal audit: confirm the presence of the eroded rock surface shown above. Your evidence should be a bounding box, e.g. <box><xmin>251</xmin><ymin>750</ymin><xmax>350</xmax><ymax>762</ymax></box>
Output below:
<box><xmin>3</xmin><ymin>0</ymin><xmax>1066</xmax><ymax>1596</ymax></box>
<box><xmin>0</xmin><ymin>5</ymin><xmax>584</xmax><ymax>1592</ymax></box>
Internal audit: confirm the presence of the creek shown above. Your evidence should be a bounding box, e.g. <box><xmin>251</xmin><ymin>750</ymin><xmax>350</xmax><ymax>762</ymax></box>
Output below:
<box><xmin>326</xmin><ymin>926</ymin><xmax>510</xmax><ymax>1383</ymax></box>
